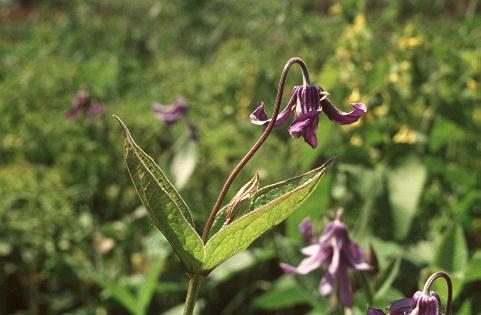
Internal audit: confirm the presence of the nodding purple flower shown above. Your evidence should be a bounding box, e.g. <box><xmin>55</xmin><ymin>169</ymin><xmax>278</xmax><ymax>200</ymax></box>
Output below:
<box><xmin>280</xmin><ymin>208</ymin><xmax>371</xmax><ymax>307</ymax></box>
<box><xmin>367</xmin><ymin>271</ymin><xmax>452</xmax><ymax>315</ymax></box>
<box><xmin>250</xmin><ymin>85</ymin><xmax>367</xmax><ymax>148</ymax></box>
<box><xmin>152</xmin><ymin>98</ymin><xmax>188</xmax><ymax>126</ymax></box>
<box><xmin>67</xmin><ymin>89</ymin><xmax>105</xmax><ymax>123</ymax></box>
<box><xmin>152</xmin><ymin>98</ymin><xmax>198</xmax><ymax>141</ymax></box>
<box><xmin>368</xmin><ymin>291</ymin><xmax>441</xmax><ymax>315</ymax></box>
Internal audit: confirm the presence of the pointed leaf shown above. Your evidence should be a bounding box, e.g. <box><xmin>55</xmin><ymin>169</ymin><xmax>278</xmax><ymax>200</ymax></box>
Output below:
<box><xmin>114</xmin><ymin>116</ymin><xmax>204</xmax><ymax>272</ymax></box>
<box><xmin>434</xmin><ymin>223</ymin><xmax>467</xmax><ymax>273</ymax></box>
<box><xmin>387</xmin><ymin>155</ymin><xmax>427</xmax><ymax>240</ymax></box>
<box><xmin>202</xmin><ymin>161</ymin><xmax>331</xmax><ymax>271</ymax></box>
<box><xmin>138</xmin><ymin>259</ymin><xmax>164</xmax><ymax>314</ymax></box>
<box><xmin>94</xmin><ymin>276</ymin><xmax>140</xmax><ymax>315</ymax></box>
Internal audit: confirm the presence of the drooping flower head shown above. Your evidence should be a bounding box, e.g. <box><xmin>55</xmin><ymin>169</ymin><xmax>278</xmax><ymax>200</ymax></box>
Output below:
<box><xmin>367</xmin><ymin>271</ymin><xmax>452</xmax><ymax>315</ymax></box>
<box><xmin>152</xmin><ymin>98</ymin><xmax>188</xmax><ymax>126</ymax></box>
<box><xmin>250</xmin><ymin>85</ymin><xmax>366</xmax><ymax>148</ymax></box>
<box><xmin>152</xmin><ymin>98</ymin><xmax>198</xmax><ymax>140</ymax></box>
<box><xmin>66</xmin><ymin>89</ymin><xmax>105</xmax><ymax>123</ymax></box>
<box><xmin>280</xmin><ymin>208</ymin><xmax>371</xmax><ymax>307</ymax></box>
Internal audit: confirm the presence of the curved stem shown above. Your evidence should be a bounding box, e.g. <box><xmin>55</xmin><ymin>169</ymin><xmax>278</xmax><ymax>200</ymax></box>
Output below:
<box><xmin>201</xmin><ymin>57</ymin><xmax>310</xmax><ymax>242</ymax></box>
<box><xmin>183</xmin><ymin>275</ymin><xmax>203</xmax><ymax>315</ymax></box>
<box><xmin>422</xmin><ymin>271</ymin><xmax>452</xmax><ymax>315</ymax></box>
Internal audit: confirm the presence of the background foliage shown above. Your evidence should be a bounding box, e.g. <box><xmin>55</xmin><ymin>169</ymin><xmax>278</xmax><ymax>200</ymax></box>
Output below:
<box><xmin>1</xmin><ymin>0</ymin><xmax>480</xmax><ymax>314</ymax></box>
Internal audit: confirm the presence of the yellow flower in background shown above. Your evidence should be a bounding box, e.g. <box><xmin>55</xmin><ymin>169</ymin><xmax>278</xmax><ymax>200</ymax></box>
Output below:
<box><xmin>398</xmin><ymin>35</ymin><xmax>424</xmax><ymax>50</ymax></box>
<box><xmin>400</xmin><ymin>61</ymin><xmax>411</xmax><ymax>71</ymax></box>
<box><xmin>393</xmin><ymin>125</ymin><xmax>417</xmax><ymax>144</ymax></box>
<box><xmin>389</xmin><ymin>72</ymin><xmax>400</xmax><ymax>83</ymax></box>
<box><xmin>373</xmin><ymin>104</ymin><xmax>389</xmax><ymax>118</ymax></box>
<box><xmin>347</xmin><ymin>88</ymin><xmax>361</xmax><ymax>103</ymax></box>
<box><xmin>353</xmin><ymin>15</ymin><xmax>366</xmax><ymax>33</ymax></box>
<box><xmin>467</xmin><ymin>79</ymin><xmax>478</xmax><ymax>92</ymax></box>
<box><xmin>329</xmin><ymin>3</ymin><xmax>342</xmax><ymax>16</ymax></box>
<box><xmin>350</xmin><ymin>135</ymin><xmax>363</xmax><ymax>147</ymax></box>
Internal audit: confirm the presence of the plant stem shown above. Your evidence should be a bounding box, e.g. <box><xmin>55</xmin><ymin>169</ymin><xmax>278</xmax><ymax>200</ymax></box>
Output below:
<box><xmin>201</xmin><ymin>57</ymin><xmax>310</xmax><ymax>242</ymax></box>
<box><xmin>422</xmin><ymin>271</ymin><xmax>452</xmax><ymax>315</ymax></box>
<box><xmin>183</xmin><ymin>275</ymin><xmax>203</xmax><ymax>315</ymax></box>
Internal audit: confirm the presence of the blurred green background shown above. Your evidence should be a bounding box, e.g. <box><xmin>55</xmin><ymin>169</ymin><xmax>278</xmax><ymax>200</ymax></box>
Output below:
<box><xmin>1</xmin><ymin>0</ymin><xmax>480</xmax><ymax>314</ymax></box>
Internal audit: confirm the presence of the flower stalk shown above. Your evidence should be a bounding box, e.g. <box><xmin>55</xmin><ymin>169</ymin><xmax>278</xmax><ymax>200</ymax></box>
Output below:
<box><xmin>201</xmin><ymin>57</ymin><xmax>311</xmax><ymax>242</ymax></box>
<box><xmin>422</xmin><ymin>271</ymin><xmax>452</xmax><ymax>315</ymax></box>
<box><xmin>183</xmin><ymin>275</ymin><xmax>204</xmax><ymax>315</ymax></box>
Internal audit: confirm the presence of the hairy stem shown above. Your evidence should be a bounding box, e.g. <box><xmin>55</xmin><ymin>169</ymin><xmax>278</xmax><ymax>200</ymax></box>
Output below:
<box><xmin>422</xmin><ymin>271</ymin><xmax>452</xmax><ymax>315</ymax></box>
<box><xmin>201</xmin><ymin>57</ymin><xmax>310</xmax><ymax>242</ymax></box>
<box><xmin>183</xmin><ymin>275</ymin><xmax>203</xmax><ymax>315</ymax></box>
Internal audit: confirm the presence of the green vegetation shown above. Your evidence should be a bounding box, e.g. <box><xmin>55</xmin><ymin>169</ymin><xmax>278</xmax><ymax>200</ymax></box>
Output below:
<box><xmin>1</xmin><ymin>0</ymin><xmax>480</xmax><ymax>314</ymax></box>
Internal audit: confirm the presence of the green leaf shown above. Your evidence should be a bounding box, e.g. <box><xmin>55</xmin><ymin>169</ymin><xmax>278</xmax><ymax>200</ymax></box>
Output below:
<box><xmin>94</xmin><ymin>276</ymin><xmax>140</xmax><ymax>315</ymax></box>
<box><xmin>114</xmin><ymin>116</ymin><xmax>204</xmax><ymax>272</ymax></box>
<box><xmin>434</xmin><ymin>223</ymin><xmax>468</xmax><ymax>273</ymax></box>
<box><xmin>386</xmin><ymin>155</ymin><xmax>427</xmax><ymax>240</ymax></box>
<box><xmin>465</xmin><ymin>251</ymin><xmax>481</xmax><ymax>282</ymax></box>
<box><xmin>374</xmin><ymin>256</ymin><xmax>401</xmax><ymax>299</ymax></box>
<box><xmin>252</xmin><ymin>276</ymin><xmax>309</xmax><ymax>311</ymax></box>
<box><xmin>138</xmin><ymin>259</ymin><xmax>164</xmax><ymax>314</ymax></box>
<box><xmin>202</xmin><ymin>161</ymin><xmax>331</xmax><ymax>272</ymax></box>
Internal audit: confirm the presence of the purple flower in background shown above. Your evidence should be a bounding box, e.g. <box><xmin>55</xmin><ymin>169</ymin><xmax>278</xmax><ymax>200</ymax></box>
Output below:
<box><xmin>250</xmin><ymin>85</ymin><xmax>367</xmax><ymax>148</ymax></box>
<box><xmin>67</xmin><ymin>89</ymin><xmax>105</xmax><ymax>123</ymax></box>
<box><xmin>368</xmin><ymin>291</ymin><xmax>442</xmax><ymax>315</ymax></box>
<box><xmin>280</xmin><ymin>208</ymin><xmax>371</xmax><ymax>307</ymax></box>
<box><xmin>152</xmin><ymin>98</ymin><xmax>188</xmax><ymax>126</ymax></box>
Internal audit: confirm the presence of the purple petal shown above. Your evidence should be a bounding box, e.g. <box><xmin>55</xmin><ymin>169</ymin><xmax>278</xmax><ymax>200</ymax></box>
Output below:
<box><xmin>338</xmin><ymin>265</ymin><xmax>353</xmax><ymax>307</ymax></box>
<box><xmin>301</xmin><ymin>244</ymin><xmax>320</xmax><ymax>256</ymax></box>
<box><xmin>152</xmin><ymin>99</ymin><xmax>187</xmax><ymax>125</ymax></box>
<box><xmin>249</xmin><ymin>103</ymin><xmax>270</xmax><ymax>125</ymax></box>
<box><xmin>367</xmin><ymin>308</ymin><xmax>385</xmax><ymax>315</ymax></box>
<box><xmin>318</xmin><ymin>223</ymin><xmax>336</xmax><ymax>245</ymax></box>
<box><xmin>66</xmin><ymin>107</ymin><xmax>82</xmax><ymax>120</ymax></box>
<box><xmin>321</xmin><ymin>100</ymin><xmax>367</xmax><ymax>125</ymax></box>
<box><xmin>301</xmin><ymin>115</ymin><xmax>319</xmax><ymax>148</ymax></box>
<box><xmin>328</xmin><ymin>237</ymin><xmax>343</xmax><ymax>274</ymax></box>
<box><xmin>294</xmin><ymin>254</ymin><xmax>323</xmax><ymax>275</ymax></box>
<box><xmin>87</xmin><ymin>104</ymin><xmax>105</xmax><ymax>122</ymax></box>
<box><xmin>319</xmin><ymin>272</ymin><xmax>334</xmax><ymax>296</ymax></box>
<box><xmin>387</xmin><ymin>298</ymin><xmax>413</xmax><ymax>315</ymax></box>
<box><xmin>287</xmin><ymin>110</ymin><xmax>320</xmax><ymax>137</ymax></box>
<box><xmin>279</xmin><ymin>263</ymin><xmax>298</xmax><ymax>275</ymax></box>
<box><xmin>412</xmin><ymin>291</ymin><xmax>441</xmax><ymax>315</ymax></box>
<box><xmin>250</xmin><ymin>86</ymin><xmax>300</xmax><ymax>127</ymax></box>
<box><xmin>344</xmin><ymin>243</ymin><xmax>371</xmax><ymax>271</ymax></box>
<box><xmin>299</xmin><ymin>218</ymin><xmax>313</xmax><ymax>242</ymax></box>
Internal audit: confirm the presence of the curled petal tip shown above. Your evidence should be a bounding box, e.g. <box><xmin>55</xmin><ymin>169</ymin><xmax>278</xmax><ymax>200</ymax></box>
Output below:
<box><xmin>249</xmin><ymin>102</ymin><xmax>269</xmax><ymax>125</ymax></box>
<box><xmin>279</xmin><ymin>263</ymin><xmax>298</xmax><ymax>275</ymax></box>
<box><xmin>321</xmin><ymin>99</ymin><xmax>367</xmax><ymax>125</ymax></box>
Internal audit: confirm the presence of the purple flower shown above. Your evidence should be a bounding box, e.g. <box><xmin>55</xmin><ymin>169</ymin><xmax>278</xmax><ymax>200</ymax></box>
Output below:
<box><xmin>280</xmin><ymin>208</ymin><xmax>371</xmax><ymax>307</ymax></box>
<box><xmin>367</xmin><ymin>291</ymin><xmax>441</xmax><ymax>315</ymax></box>
<box><xmin>250</xmin><ymin>85</ymin><xmax>367</xmax><ymax>148</ymax></box>
<box><xmin>66</xmin><ymin>89</ymin><xmax>105</xmax><ymax>123</ymax></box>
<box><xmin>152</xmin><ymin>98</ymin><xmax>188</xmax><ymax>126</ymax></box>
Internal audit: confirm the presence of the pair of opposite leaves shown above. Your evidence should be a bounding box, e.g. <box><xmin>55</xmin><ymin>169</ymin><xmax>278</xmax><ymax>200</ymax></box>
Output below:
<box><xmin>114</xmin><ymin>116</ymin><xmax>331</xmax><ymax>275</ymax></box>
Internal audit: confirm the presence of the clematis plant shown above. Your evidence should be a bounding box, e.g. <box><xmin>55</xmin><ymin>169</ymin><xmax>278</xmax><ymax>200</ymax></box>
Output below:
<box><xmin>368</xmin><ymin>271</ymin><xmax>452</xmax><ymax>315</ymax></box>
<box><xmin>280</xmin><ymin>208</ymin><xmax>371</xmax><ymax>308</ymax></box>
<box><xmin>113</xmin><ymin>58</ymin><xmax>366</xmax><ymax>314</ymax></box>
